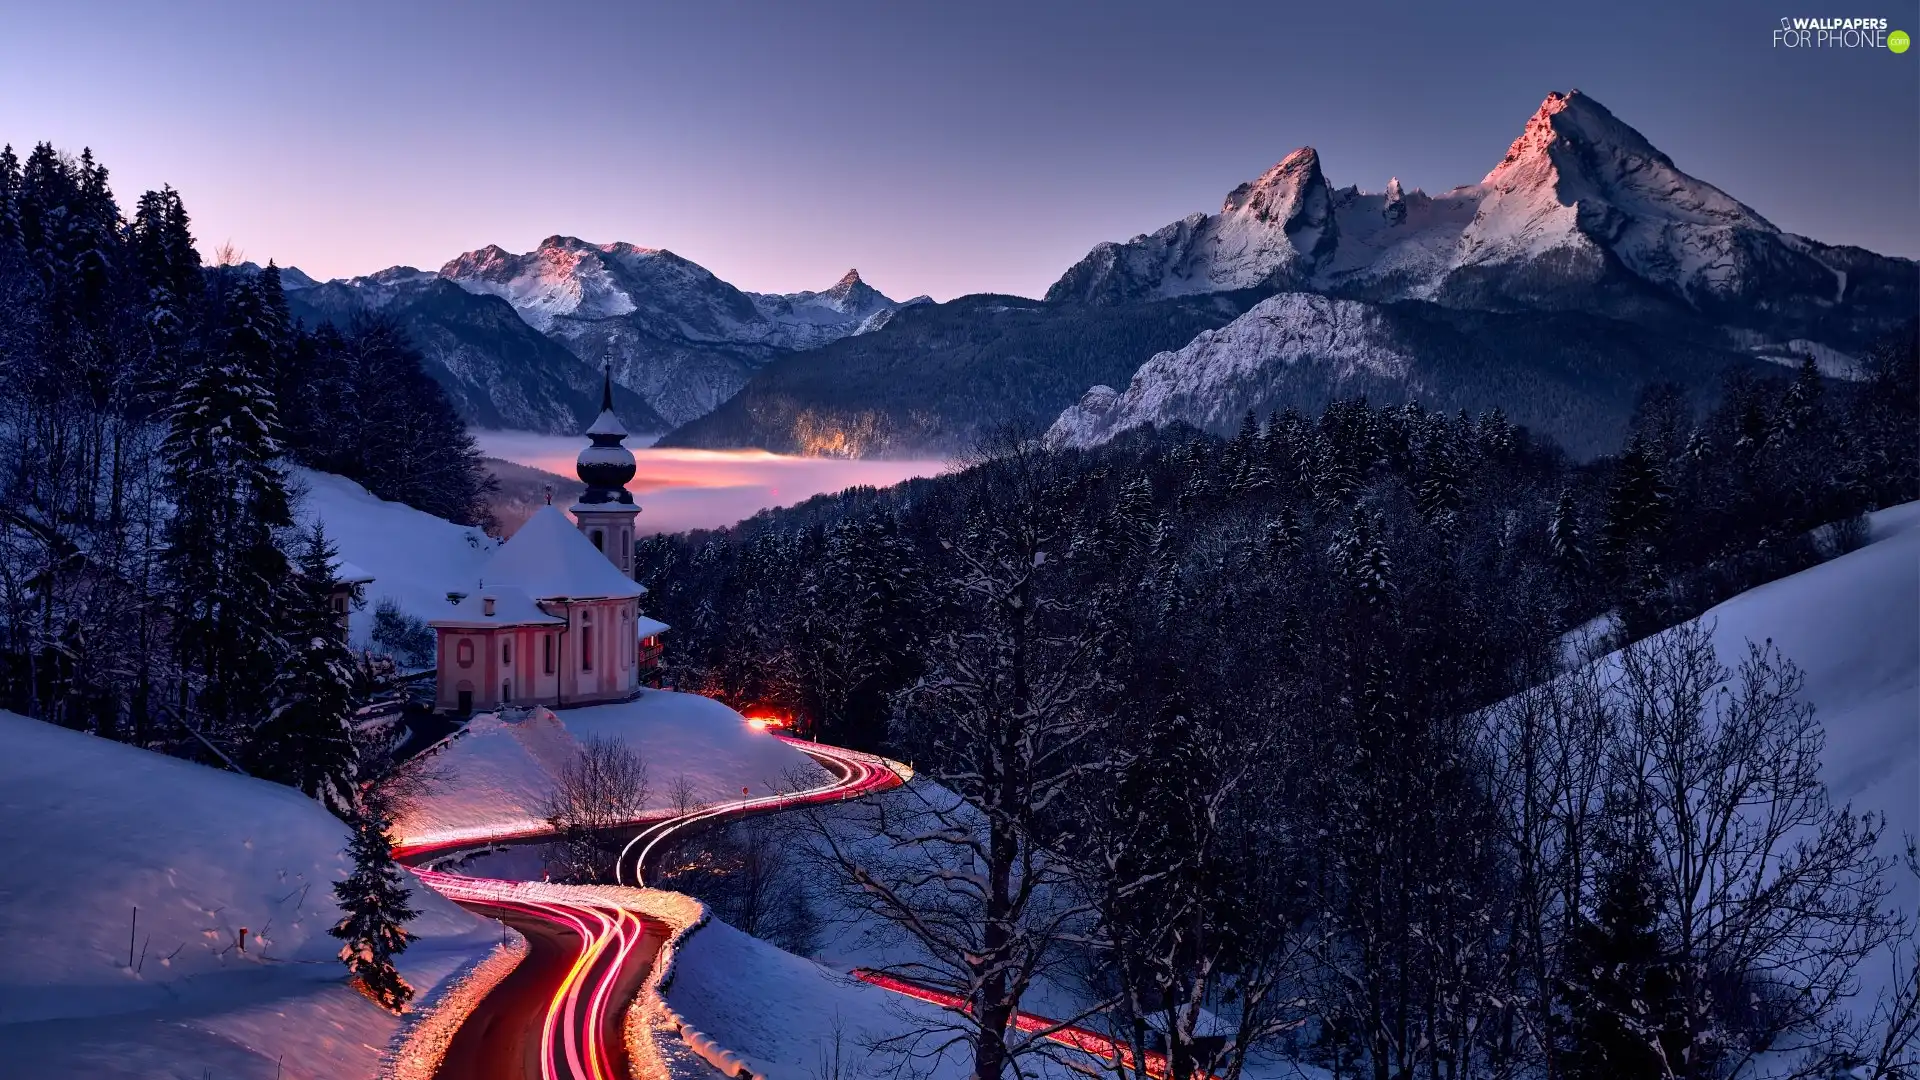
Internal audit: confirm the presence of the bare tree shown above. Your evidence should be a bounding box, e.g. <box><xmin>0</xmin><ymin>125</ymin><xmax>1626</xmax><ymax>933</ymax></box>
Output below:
<box><xmin>1611</xmin><ymin>623</ymin><xmax>1892</xmax><ymax>1077</ymax></box>
<box><xmin>543</xmin><ymin>734</ymin><xmax>649</xmax><ymax>883</ymax></box>
<box><xmin>1083</xmin><ymin>702</ymin><xmax>1316</xmax><ymax>1080</ymax></box>
<box><xmin>807</xmin><ymin>431</ymin><xmax>1114</xmax><ymax>1080</ymax></box>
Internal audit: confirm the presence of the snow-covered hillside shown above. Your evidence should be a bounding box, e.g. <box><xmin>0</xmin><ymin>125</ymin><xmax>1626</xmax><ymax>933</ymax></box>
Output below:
<box><xmin>0</xmin><ymin>712</ymin><xmax>499</xmax><ymax>1080</ymax></box>
<box><xmin>1047</xmin><ymin>292</ymin><xmax>1413</xmax><ymax>448</ymax></box>
<box><xmin>292</xmin><ymin>468</ymin><xmax>498</xmax><ymax>646</ymax></box>
<box><xmin>1657</xmin><ymin>503</ymin><xmax>1920</xmax><ymax>916</ymax></box>
<box><xmin>1046</xmin><ymin>90</ymin><xmax>1914</xmax><ymax>365</ymax></box>
<box><xmin>394</xmin><ymin>692</ymin><xmax>832</xmax><ymax>852</ymax></box>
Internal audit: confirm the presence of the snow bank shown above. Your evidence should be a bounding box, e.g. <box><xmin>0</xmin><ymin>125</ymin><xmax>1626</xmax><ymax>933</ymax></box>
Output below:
<box><xmin>392</xmin><ymin>692</ymin><xmax>831</xmax><ymax>852</ymax></box>
<box><xmin>0</xmin><ymin>712</ymin><xmax>499</xmax><ymax>1080</ymax></box>
<box><xmin>665</xmin><ymin>916</ymin><xmax>977</xmax><ymax>1080</ymax></box>
<box><xmin>292</xmin><ymin>468</ymin><xmax>498</xmax><ymax>644</ymax></box>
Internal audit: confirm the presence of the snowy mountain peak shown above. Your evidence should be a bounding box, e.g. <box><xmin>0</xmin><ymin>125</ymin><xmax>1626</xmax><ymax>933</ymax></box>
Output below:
<box><xmin>835</xmin><ymin>268</ymin><xmax>864</xmax><ymax>288</ymax></box>
<box><xmin>1222</xmin><ymin>147</ymin><xmax>1325</xmax><ymax>220</ymax></box>
<box><xmin>1045</xmin><ymin>146</ymin><xmax>1337</xmax><ymax>303</ymax></box>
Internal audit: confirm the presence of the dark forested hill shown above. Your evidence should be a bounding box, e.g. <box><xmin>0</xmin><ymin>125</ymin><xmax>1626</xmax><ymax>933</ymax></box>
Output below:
<box><xmin>654</xmin><ymin>291</ymin><xmax>1262</xmax><ymax>456</ymax></box>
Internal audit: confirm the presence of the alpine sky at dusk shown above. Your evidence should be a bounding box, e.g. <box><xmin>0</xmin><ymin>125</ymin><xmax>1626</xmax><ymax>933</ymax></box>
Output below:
<box><xmin>3</xmin><ymin>0</ymin><xmax>1914</xmax><ymax>300</ymax></box>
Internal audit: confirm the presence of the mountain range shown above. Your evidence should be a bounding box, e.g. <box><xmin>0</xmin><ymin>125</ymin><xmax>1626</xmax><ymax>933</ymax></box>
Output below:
<box><xmin>1042</xmin><ymin>90</ymin><xmax>1913</xmax><ymax>453</ymax></box>
<box><xmin>284</xmin><ymin>89</ymin><xmax>1913</xmax><ymax>460</ymax></box>
<box><xmin>282</xmin><ymin>237</ymin><xmax>924</xmax><ymax>434</ymax></box>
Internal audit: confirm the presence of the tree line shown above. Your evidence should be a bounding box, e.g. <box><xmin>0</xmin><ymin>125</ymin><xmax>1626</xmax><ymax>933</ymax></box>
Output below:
<box><xmin>636</xmin><ymin>329</ymin><xmax>1917</xmax><ymax>1080</ymax></box>
<box><xmin>0</xmin><ymin>141</ymin><xmax>490</xmax><ymax>789</ymax></box>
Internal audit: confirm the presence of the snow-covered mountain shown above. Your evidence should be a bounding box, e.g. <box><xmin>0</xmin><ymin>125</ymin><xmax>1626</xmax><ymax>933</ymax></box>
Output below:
<box><xmin>1044</xmin><ymin>90</ymin><xmax>1916</xmax><ymax>453</ymax></box>
<box><xmin>1048</xmin><ymin>91</ymin><xmax>1914</xmax><ymax>359</ymax></box>
<box><xmin>438</xmin><ymin>237</ymin><xmax>909</xmax><ymax>425</ymax></box>
<box><xmin>1045</xmin><ymin>289</ymin><xmax>1804</xmax><ymax>458</ymax></box>
<box><xmin>283</xmin><ymin>268</ymin><xmax>668</xmax><ymax>434</ymax></box>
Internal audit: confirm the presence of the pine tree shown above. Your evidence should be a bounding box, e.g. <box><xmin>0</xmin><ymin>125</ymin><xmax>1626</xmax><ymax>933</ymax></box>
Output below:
<box><xmin>254</xmin><ymin>522</ymin><xmax>361</xmax><ymax>815</ymax></box>
<box><xmin>1556</xmin><ymin>822</ymin><xmax>1685</xmax><ymax>1080</ymax></box>
<box><xmin>162</xmin><ymin>272</ymin><xmax>294</xmax><ymax>744</ymax></box>
<box><xmin>330</xmin><ymin>802</ymin><xmax>418</xmax><ymax>1012</ymax></box>
<box><xmin>1549</xmin><ymin>487</ymin><xmax>1589</xmax><ymax>583</ymax></box>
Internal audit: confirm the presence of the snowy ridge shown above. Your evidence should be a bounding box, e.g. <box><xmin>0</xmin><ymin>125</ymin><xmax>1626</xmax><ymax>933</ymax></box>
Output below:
<box><xmin>1047</xmin><ymin>90</ymin><xmax>1914</xmax><ymax>363</ymax></box>
<box><xmin>1047</xmin><ymin>292</ymin><xmax>1414</xmax><ymax>448</ymax></box>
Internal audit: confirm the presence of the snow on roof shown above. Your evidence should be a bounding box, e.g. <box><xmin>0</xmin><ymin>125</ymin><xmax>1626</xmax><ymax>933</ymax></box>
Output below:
<box><xmin>477</xmin><ymin>505</ymin><xmax>646</xmax><ymax>601</ymax></box>
<box><xmin>329</xmin><ymin>556</ymin><xmax>374</xmax><ymax>585</ymax></box>
<box><xmin>586</xmin><ymin>408</ymin><xmax>627</xmax><ymax>438</ymax></box>
<box><xmin>635</xmin><ymin>616</ymin><xmax>671</xmax><ymax>638</ymax></box>
<box><xmin>428</xmin><ymin>586</ymin><xmax>565</xmax><ymax>630</ymax></box>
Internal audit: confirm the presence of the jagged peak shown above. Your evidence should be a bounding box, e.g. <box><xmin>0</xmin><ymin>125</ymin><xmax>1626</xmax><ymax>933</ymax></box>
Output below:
<box><xmin>1222</xmin><ymin>147</ymin><xmax>1326</xmax><ymax>215</ymax></box>
<box><xmin>1485</xmin><ymin>89</ymin><xmax>1667</xmax><ymax>184</ymax></box>
<box><xmin>835</xmin><ymin>268</ymin><xmax>864</xmax><ymax>288</ymax></box>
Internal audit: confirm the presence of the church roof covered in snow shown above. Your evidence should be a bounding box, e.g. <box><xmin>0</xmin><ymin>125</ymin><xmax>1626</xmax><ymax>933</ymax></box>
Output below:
<box><xmin>428</xmin><ymin>585</ymin><xmax>567</xmax><ymax>629</ymax></box>
<box><xmin>635</xmin><ymin>616</ymin><xmax>671</xmax><ymax>638</ymax></box>
<box><xmin>476</xmin><ymin>505</ymin><xmax>647</xmax><ymax>602</ymax></box>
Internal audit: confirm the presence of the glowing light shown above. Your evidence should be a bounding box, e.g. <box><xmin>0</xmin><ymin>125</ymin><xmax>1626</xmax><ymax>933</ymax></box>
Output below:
<box><xmin>850</xmin><ymin>969</ymin><xmax>1184</xmax><ymax>1080</ymax></box>
<box><xmin>395</xmin><ymin>720</ymin><xmax>911</xmax><ymax>1080</ymax></box>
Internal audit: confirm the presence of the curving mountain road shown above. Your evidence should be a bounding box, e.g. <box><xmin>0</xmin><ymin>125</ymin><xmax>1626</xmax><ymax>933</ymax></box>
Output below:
<box><xmin>403</xmin><ymin>734</ymin><xmax>905</xmax><ymax>1080</ymax></box>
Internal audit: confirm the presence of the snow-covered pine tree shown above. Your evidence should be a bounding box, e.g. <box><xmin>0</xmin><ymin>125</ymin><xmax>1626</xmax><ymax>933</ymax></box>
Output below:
<box><xmin>162</xmin><ymin>271</ymin><xmax>294</xmax><ymax>745</ymax></box>
<box><xmin>253</xmin><ymin>522</ymin><xmax>361</xmax><ymax>815</ymax></box>
<box><xmin>1549</xmin><ymin>486</ymin><xmax>1589</xmax><ymax>583</ymax></box>
<box><xmin>1555</xmin><ymin>813</ymin><xmax>1685</xmax><ymax>1080</ymax></box>
<box><xmin>330</xmin><ymin>801</ymin><xmax>417</xmax><ymax>1012</ymax></box>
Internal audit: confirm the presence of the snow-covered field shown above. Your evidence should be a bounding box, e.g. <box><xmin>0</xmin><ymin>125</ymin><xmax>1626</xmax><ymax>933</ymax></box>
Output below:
<box><xmin>0</xmin><ymin>712</ymin><xmax>500</xmax><ymax>1080</ymax></box>
<box><xmin>292</xmin><ymin>468</ymin><xmax>498</xmax><ymax>644</ymax></box>
<box><xmin>392</xmin><ymin>691</ymin><xmax>832</xmax><ymax>853</ymax></box>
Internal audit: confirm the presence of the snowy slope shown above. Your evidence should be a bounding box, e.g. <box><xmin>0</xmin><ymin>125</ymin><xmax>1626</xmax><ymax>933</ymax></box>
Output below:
<box><xmin>291</xmin><ymin>468</ymin><xmax>498</xmax><ymax>646</ymax></box>
<box><xmin>0</xmin><ymin>712</ymin><xmax>498</xmax><ymax>1080</ymax></box>
<box><xmin>1665</xmin><ymin>503</ymin><xmax>1920</xmax><ymax>911</ymax></box>
<box><xmin>1047</xmin><ymin>292</ymin><xmax>1413</xmax><ymax>448</ymax></box>
<box><xmin>393</xmin><ymin>692</ymin><xmax>832</xmax><ymax>851</ymax></box>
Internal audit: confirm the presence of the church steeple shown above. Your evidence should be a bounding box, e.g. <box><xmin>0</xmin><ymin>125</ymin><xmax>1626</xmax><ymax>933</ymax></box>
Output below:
<box><xmin>576</xmin><ymin>364</ymin><xmax>636</xmax><ymax>506</ymax></box>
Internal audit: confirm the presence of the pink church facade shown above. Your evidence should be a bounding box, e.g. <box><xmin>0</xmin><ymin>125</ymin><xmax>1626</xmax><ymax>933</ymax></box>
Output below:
<box><xmin>429</xmin><ymin>372</ymin><xmax>667</xmax><ymax>714</ymax></box>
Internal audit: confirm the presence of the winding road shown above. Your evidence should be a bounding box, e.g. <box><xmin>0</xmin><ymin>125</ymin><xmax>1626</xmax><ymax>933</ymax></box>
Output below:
<box><xmin>398</xmin><ymin>735</ymin><xmax>905</xmax><ymax>1080</ymax></box>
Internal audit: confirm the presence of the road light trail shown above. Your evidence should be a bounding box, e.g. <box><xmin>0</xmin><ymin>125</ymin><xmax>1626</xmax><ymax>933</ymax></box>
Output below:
<box><xmin>405</xmin><ymin>732</ymin><xmax>905</xmax><ymax>1080</ymax></box>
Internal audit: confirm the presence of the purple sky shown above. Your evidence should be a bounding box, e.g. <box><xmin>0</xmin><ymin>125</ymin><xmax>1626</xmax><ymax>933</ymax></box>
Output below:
<box><xmin>3</xmin><ymin>1</ymin><xmax>1914</xmax><ymax>300</ymax></box>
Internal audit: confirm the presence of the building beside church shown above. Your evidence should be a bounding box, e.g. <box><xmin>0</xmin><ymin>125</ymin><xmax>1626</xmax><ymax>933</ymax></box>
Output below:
<box><xmin>429</xmin><ymin>373</ymin><xmax>669</xmax><ymax>714</ymax></box>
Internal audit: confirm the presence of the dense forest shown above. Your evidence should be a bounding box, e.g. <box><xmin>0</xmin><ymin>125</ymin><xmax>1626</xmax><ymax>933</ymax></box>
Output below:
<box><xmin>639</xmin><ymin>328</ymin><xmax>1917</xmax><ymax>1080</ymax></box>
<box><xmin>0</xmin><ymin>142</ymin><xmax>492</xmax><ymax>794</ymax></box>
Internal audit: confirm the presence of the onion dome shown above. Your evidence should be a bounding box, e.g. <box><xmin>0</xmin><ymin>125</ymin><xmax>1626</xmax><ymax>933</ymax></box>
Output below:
<box><xmin>576</xmin><ymin>365</ymin><xmax>636</xmax><ymax>505</ymax></box>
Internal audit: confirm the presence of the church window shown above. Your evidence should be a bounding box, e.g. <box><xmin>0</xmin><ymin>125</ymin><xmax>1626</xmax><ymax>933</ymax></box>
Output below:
<box><xmin>544</xmin><ymin>634</ymin><xmax>554</xmax><ymax>675</ymax></box>
<box><xmin>503</xmin><ymin>640</ymin><xmax>512</xmax><ymax>665</ymax></box>
<box><xmin>591</xmin><ymin>529</ymin><xmax>604</xmax><ymax>551</ymax></box>
<box><xmin>456</xmin><ymin>639</ymin><xmax>474</xmax><ymax>668</ymax></box>
<box><xmin>582</xmin><ymin>609</ymin><xmax>594</xmax><ymax>672</ymax></box>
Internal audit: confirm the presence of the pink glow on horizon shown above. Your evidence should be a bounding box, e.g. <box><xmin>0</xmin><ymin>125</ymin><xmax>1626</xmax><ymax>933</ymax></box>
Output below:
<box><xmin>477</xmin><ymin>430</ymin><xmax>949</xmax><ymax>536</ymax></box>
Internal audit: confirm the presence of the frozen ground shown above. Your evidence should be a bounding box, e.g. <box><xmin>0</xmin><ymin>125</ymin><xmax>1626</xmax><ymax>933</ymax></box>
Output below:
<box><xmin>0</xmin><ymin>712</ymin><xmax>500</xmax><ymax>1080</ymax></box>
<box><xmin>392</xmin><ymin>690</ymin><xmax>832</xmax><ymax>852</ymax></box>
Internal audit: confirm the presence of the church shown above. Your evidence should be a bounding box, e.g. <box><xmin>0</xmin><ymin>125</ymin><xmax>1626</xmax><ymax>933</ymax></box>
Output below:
<box><xmin>429</xmin><ymin>373</ymin><xmax>669</xmax><ymax>714</ymax></box>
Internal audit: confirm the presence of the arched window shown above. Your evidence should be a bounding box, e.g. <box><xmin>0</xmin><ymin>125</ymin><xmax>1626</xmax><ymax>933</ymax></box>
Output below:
<box><xmin>503</xmin><ymin>640</ymin><xmax>512</xmax><ymax>665</ymax></box>
<box><xmin>456</xmin><ymin>639</ymin><xmax>474</xmax><ymax>668</ymax></box>
<box><xmin>544</xmin><ymin>634</ymin><xmax>554</xmax><ymax>675</ymax></box>
<box><xmin>591</xmin><ymin>529</ymin><xmax>604</xmax><ymax>551</ymax></box>
<box><xmin>582</xmin><ymin>609</ymin><xmax>594</xmax><ymax>672</ymax></box>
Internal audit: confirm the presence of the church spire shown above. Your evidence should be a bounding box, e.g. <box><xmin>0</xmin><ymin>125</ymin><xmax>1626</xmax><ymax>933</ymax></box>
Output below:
<box><xmin>576</xmin><ymin>364</ymin><xmax>636</xmax><ymax>505</ymax></box>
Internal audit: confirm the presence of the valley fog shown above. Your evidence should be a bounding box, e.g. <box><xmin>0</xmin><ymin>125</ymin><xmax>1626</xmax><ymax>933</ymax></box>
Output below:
<box><xmin>475</xmin><ymin>429</ymin><xmax>949</xmax><ymax>536</ymax></box>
